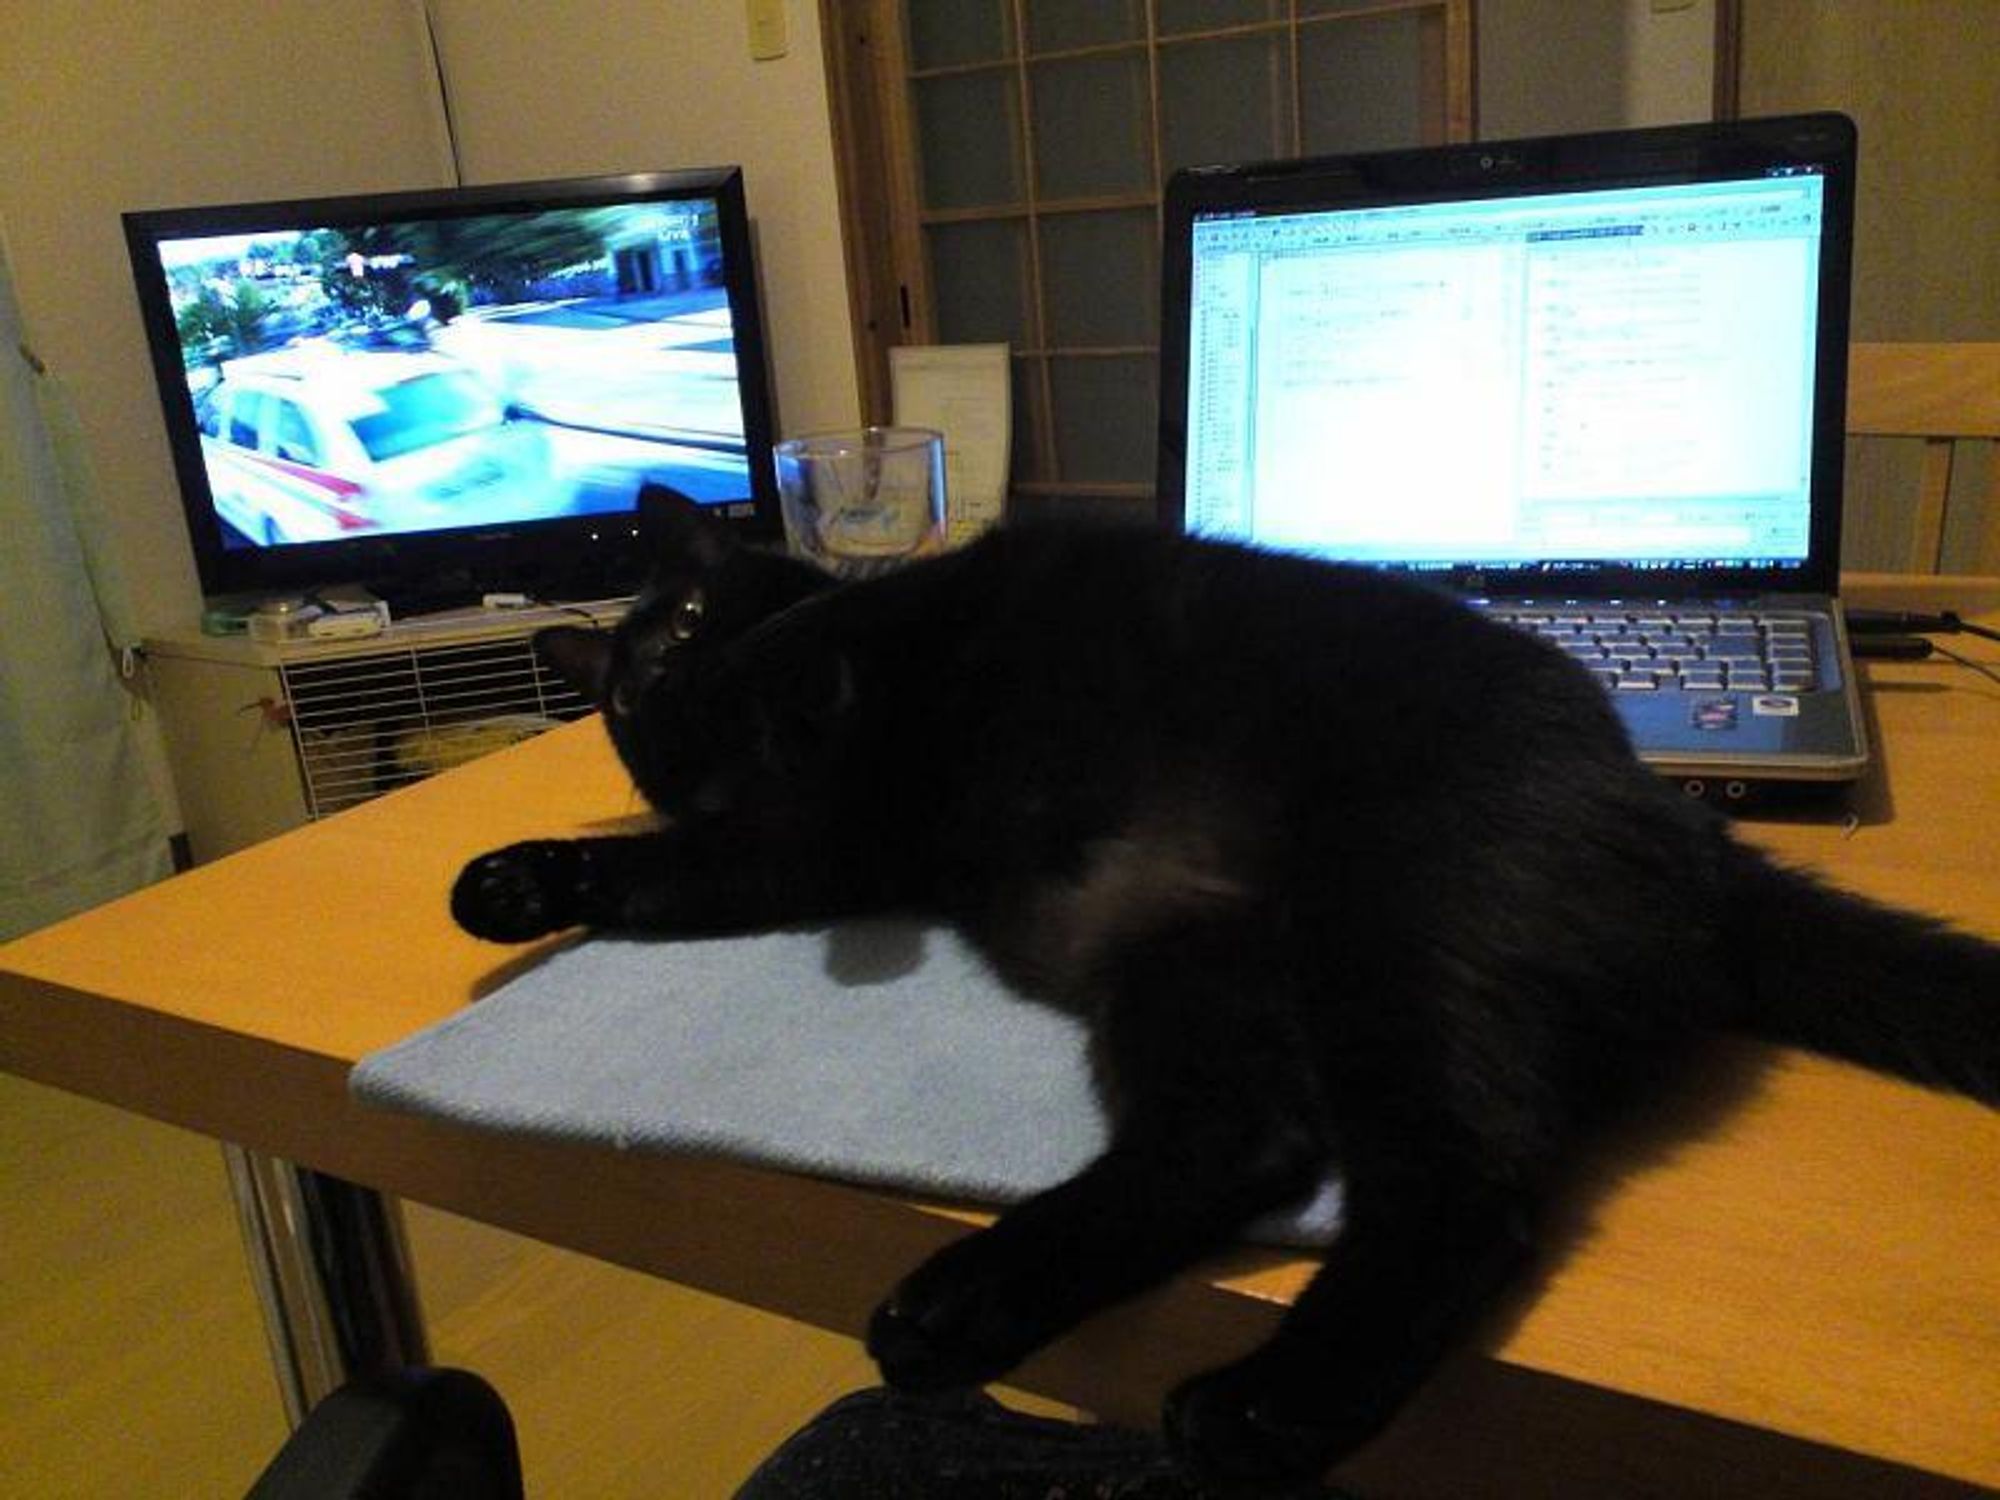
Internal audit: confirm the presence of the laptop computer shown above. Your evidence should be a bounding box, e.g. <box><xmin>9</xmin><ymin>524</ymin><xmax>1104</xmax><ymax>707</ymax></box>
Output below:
<box><xmin>1156</xmin><ymin>113</ymin><xmax>1867</xmax><ymax>793</ymax></box>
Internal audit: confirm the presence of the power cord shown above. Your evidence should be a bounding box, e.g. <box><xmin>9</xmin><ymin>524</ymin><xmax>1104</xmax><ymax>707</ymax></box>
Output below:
<box><xmin>526</xmin><ymin>596</ymin><xmax>611</xmax><ymax>628</ymax></box>
<box><xmin>1846</xmin><ymin>608</ymin><xmax>2000</xmax><ymax>644</ymax></box>
<box><xmin>1846</xmin><ymin>608</ymin><xmax>2000</xmax><ymax>688</ymax></box>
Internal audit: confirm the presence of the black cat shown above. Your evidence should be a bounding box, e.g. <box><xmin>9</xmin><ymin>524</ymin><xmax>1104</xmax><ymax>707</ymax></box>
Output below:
<box><xmin>452</xmin><ymin>495</ymin><xmax>2000</xmax><ymax>1486</ymax></box>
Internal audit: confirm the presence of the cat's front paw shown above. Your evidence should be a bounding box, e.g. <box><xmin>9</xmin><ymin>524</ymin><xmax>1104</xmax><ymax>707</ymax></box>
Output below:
<box><xmin>1164</xmin><ymin>1358</ymin><xmax>1381</xmax><ymax>1488</ymax></box>
<box><xmin>450</xmin><ymin>841</ymin><xmax>583</xmax><ymax>943</ymax></box>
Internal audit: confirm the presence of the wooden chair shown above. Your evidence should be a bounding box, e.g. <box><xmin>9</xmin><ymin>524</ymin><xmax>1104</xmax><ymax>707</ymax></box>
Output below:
<box><xmin>1846</xmin><ymin>342</ymin><xmax>2000</xmax><ymax>572</ymax></box>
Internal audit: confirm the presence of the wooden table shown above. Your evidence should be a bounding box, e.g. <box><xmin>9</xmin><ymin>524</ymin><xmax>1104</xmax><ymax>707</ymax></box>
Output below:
<box><xmin>4</xmin><ymin>576</ymin><xmax>1998</xmax><ymax>1496</ymax></box>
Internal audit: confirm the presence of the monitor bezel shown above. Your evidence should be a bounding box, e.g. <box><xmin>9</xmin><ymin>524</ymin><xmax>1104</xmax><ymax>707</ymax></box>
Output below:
<box><xmin>123</xmin><ymin>165</ymin><xmax>782</xmax><ymax>607</ymax></box>
<box><xmin>1155</xmin><ymin>113</ymin><xmax>1858</xmax><ymax>600</ymax></box>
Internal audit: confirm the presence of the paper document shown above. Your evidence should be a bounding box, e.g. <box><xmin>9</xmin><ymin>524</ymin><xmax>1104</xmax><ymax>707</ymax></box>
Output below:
<box><xmin>891</xmin><ymin>343</ymin><xmax>1011</xmax><ymax>546</ymax></box>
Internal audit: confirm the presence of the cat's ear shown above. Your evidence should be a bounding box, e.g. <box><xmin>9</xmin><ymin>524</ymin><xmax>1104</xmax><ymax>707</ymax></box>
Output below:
<box><xmin>533</xmin><ymin>626</ymin><xmax>615</xmax><ymax>705</ymax></box>
<box><xmin>637</xmin><ymin>482</ymin><xmax>735</xmax><ymax>572</ymax></box>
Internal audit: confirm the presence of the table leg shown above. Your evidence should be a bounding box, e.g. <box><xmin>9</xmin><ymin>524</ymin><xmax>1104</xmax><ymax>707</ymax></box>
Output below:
<box><xmin>222</xmin><ymin>1145</ymin><xmax>432</xmax><ymax>1426</ymax></box>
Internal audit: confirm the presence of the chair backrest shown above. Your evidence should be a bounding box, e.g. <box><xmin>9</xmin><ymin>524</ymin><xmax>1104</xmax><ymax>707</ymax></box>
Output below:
<box><xmin>1846</xmin><ymin>342</ymin><xmax>2000</xmax><ymax>572</ymax></box>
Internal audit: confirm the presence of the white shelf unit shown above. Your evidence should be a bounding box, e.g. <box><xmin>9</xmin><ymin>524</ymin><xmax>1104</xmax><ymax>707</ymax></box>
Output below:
<box><xmin>144</xmin><ymin>600</ymin><xmax>625</xmax><ymax>864</ymax></box>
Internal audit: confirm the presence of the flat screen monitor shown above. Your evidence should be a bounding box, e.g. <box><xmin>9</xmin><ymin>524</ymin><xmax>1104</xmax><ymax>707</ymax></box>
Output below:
<box><xmin>123</xmin><ymin>166</ymin><xmax>781</xmax><ymax>608</ymax></box>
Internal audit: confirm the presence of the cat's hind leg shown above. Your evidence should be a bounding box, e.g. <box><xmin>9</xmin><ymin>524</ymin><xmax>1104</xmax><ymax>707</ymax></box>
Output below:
<box><xmin>866</xmin><ymin>922</ymin><xmax>1334</xmax><ymax>1394</ymax></box>
<box><xmin>1163</xmin><ymin>1138</ymin><xmax>1540</xmax><ymax>1485</ymax></box>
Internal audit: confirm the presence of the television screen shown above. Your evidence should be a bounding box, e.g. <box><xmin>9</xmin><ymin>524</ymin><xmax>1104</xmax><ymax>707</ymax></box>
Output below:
<box><xmin>124</xmin><ymin>168</ymin><xmax>779</xmax><ymax>606</ymax></box>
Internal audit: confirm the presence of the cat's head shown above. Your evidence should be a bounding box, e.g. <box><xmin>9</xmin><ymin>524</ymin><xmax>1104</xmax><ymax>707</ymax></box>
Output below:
<box><xmin>533</xmin><ymin>483</ymin><xmax>839</xmax><ymax>810</ymax></box>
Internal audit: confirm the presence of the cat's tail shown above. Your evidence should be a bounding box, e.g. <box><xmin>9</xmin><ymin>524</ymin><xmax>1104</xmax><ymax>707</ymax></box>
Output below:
<box><xmin>1723</xmin><ymin>842</ymin><xmax>2000</xmax><ymax>1105</ymax></box>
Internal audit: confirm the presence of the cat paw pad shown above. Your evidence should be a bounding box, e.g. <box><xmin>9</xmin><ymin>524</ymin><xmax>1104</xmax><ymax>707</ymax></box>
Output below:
<box><xmin>450</xmin><ymin>844</ymin><xmax>573</xmax><ymax>942</ymax></box>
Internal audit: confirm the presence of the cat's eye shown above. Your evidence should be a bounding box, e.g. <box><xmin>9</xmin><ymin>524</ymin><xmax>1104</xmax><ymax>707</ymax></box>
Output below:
<box><xmin>669</xmin><ymin>593</ymin><xmax>706</xmax><ymax>641</ymax></box>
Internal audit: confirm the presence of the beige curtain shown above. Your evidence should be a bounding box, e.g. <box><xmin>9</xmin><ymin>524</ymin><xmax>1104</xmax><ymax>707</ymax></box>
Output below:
<box><xmin>0</xmin><ymin>230</ymin><xmax>173</xmax><ymax>939</ymax></box>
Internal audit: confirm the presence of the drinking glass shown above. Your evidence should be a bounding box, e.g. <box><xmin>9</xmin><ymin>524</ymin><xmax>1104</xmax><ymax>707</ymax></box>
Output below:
<box><xmin>773</xmin><ymin>426</ymin><xmax>948</xmax><ymax>579</ymax></box>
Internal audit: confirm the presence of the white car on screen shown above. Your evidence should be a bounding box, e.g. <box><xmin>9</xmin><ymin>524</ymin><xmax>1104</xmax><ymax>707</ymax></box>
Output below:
<box><xmin>193</xmin><ymin>350</ymin><xmax>558</xmax><ymax>545</ymax></box>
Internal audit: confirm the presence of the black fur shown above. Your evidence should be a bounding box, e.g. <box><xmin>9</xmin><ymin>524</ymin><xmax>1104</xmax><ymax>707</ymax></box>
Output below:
<box><xmin>452</xmin><ymin>494</ymin><xmax>2000</xmax><ymax>1486</ymax></box>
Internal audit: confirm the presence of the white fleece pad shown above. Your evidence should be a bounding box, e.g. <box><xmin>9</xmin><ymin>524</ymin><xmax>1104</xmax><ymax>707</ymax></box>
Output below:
<box><xmin>351</xmin><ymin>919</ymin><xmax>1343</xmax><ymax>1248</ymax></box>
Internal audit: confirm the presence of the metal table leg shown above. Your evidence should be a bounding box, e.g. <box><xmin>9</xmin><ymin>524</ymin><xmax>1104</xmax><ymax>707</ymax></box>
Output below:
<box><xmin>223</xmin><ymin>1145</ymin><xmax>431</xmax><ymax>1427</ymax></box>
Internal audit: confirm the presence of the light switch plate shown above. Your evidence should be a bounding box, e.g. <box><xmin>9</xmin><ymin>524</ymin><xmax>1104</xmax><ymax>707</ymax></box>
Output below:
<box><xmin>747</xmin><ymin>0</ymin><xmax>788</xmax><ymax>60</ymax></box>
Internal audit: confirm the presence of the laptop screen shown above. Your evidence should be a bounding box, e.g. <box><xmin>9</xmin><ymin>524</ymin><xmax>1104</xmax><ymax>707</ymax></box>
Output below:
<box><xmin>1159</xmin><ymin>116</ymin><xmax>1857</xmax><ymax>595</ymax></box>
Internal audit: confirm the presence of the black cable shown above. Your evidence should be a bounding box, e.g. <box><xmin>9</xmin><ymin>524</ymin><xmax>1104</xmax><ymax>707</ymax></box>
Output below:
<box><xmin>1845</xmin><ymin>607</ymin><xmax>2000</xmax><ymax>642</ymax></box>
<box><xmin>1851</xmin><ymin>634</ymin><xmax>1933</xmax><ymax>660</ymax></box>
<box><xmin>1931</xmin><ymin>640</ymin><xmax>2000</xmax><ymax>690</ymax></box>
<box><xmin>420</xmin><ymin>1</ymin><xmax>464</xmax><ymax>188</ymax></box>
<box><xmin>1846</xmin><ymin>608</ymin><xmax>1954</xmax><ymax>634</ymax></box>
<box><xmin>1845</xmin><ymin>607</ymin><xmax>2000</xmax><ymax>686</ymax></box>
<box><xmin>526</xmin><ymin>597</ymin><xmax>609</xmax><ymax>627</ymax></box>
<box><xmin>1944</xmin><ymin>611</ymin><xmax>2000</xmax><ymax>644</ymax></box>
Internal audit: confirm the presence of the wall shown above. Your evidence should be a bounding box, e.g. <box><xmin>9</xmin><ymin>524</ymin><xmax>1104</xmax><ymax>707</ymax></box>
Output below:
<box><xmin>0</xmin><ymin>1</ymin><xmax>448</xmax><ymax>633</ymax></box>
<box><xmin>0</xmin><ymin>0</ymin><xmax>1741</xmax><ymax>639</ymax></box>
<box><xmin>1740</xmin><ymin>0</ymin><xmax>2000</xmax><ymax>344</ymax></box>
<box><xmin>1623</xmin><ymin>0</ymin><xmax>1717</xmax><ymax>126</ymax></box>
<box><xmin>0</xmin><ymin>0</ymin><xmax>856</xmax><ymax>637</ymax></box>
<box><xmin>1481</xmin><ymin>0</ymin><xmax>1715</xmax><ymax>139</ymax></box>
<box><xmin>1480</xmin><ymin>0</ymin><xmax>1630</xmax><ymax>139</ymax></box>
<box><xmin>1739</xmin><ymin>0</ymin><xmax>2000</xmax><ymax>571</ymax></box>
<box><xmin>423</xmin><ymin>0</ymin><xmax>857</xmax><ymax>439</ymax></box>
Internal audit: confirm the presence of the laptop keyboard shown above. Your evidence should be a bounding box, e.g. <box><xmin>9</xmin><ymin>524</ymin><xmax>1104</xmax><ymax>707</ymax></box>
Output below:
<box><xmin>1477</xmin><ymin>606</ymin><xmax>1822</xmax><ymax>694</ymax></box>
